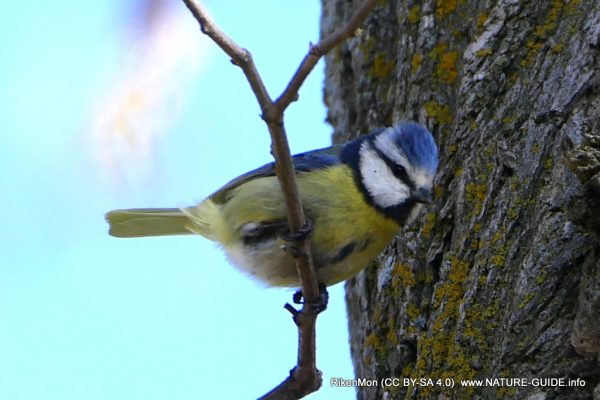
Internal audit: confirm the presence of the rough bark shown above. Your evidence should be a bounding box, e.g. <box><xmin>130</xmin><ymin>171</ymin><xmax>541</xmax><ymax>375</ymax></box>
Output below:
<box><xmin>321</xmin><ymin>0</ymin><xmax>600</xmax><ymax>399</ymax></box>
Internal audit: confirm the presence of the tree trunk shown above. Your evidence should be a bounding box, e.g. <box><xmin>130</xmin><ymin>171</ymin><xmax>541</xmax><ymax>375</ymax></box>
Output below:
<box><xmin>321</xmin><ymin>0</ymin><xmax>600</xmax><ymax>398</ymax></box>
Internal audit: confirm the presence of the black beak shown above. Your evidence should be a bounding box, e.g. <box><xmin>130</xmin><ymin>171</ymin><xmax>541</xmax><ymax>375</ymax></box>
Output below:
<box><xmin>412</xmin><ymin>188</ymin><xmax>433</xmax><ymax>204</ymax></box>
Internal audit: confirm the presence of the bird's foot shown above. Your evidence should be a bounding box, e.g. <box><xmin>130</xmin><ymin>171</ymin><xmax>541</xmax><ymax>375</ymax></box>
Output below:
<box><xmin>293</xmin><ymin>283</ymin><xmax>329</xmax><ymax>314</ymax></box>
<box><xmin>279</xmin><ymin>220</ymin><xmax>313</xmax><ymax>243</ymax></box>
<box><xmin>279</xmin><ymin>220</ymin><xmax>314</xmax><ymax>258</ymax></box>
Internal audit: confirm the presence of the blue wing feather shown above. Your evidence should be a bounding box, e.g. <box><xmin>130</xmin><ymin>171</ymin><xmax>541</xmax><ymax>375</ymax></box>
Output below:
<box><xmin>210</xmin><ymin>144</ymin><xmax>342</xmax><ymax>204</ymax></box>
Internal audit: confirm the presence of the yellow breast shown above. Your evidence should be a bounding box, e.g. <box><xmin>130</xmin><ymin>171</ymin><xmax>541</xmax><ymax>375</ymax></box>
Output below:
<box><xmin>299</xmin><ymin>166</ymin><xmax>401</xmax><ymax>284</ymax></box>
<box><xmin>191</xmin><ymin>165</ymin><xmax>401</xmax><ymax>286</ymax></box>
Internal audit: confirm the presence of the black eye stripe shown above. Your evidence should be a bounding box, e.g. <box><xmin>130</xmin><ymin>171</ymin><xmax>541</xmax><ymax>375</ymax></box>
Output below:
<box><xmin>392</xmin><ymin>165</ymin><xmax>414</xmax><ymax>190</ymax></box>
<box><xmin>368</xmin><ymin>139</ymin><xmax>416</xmax><ymax>191</ymax></box>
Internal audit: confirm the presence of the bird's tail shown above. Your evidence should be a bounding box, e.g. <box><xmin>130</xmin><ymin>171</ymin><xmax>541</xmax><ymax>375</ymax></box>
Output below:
<box><xmin>105</xmin><ymin>201</ymin><xmax>218</xmax><ymax>240</ymax></box>
<box><xmin>105</xmin><ymin>208</ymin><xmax>192</xmax><ymax>238</ymax></box>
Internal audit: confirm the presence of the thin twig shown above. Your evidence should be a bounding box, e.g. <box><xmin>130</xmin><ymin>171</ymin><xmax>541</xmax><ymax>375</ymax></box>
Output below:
<box><xmin>181</xmin><ymin>1</ymin><xmax>377</xmax><ymax>398</ymax></box>
<box><xmin>274</xmin><ymin>0</ymin><xmax>378</xmax><ymax>112</ymax></box>
<box><xmin>181</xmin><ymin>0</ymin><xmax>272</xmax><ymax>108</ymax></box>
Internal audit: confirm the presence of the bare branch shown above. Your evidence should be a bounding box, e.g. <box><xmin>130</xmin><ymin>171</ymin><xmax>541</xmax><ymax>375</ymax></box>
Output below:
<box><xmin>181</xmin><ymin>1</ymin><xmax>377</xmax><ymax>398</ymax></box>
<box><xmin>181</xmin><ymin>0</ymin><xmax>272</xmax><ymax>108</ymax></box>
<box><xmin>274</xmin><ymin>0</ymin><xmax>378</xmax><ymax>111</ymax></box>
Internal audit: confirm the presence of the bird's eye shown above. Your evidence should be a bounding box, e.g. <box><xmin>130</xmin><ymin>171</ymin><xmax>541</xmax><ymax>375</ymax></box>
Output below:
<box><xmin>393</xmin><ymin>164</ymin><xmax>408</xmax><ymax>178</ymax></box>
<box><xmin>394</xmin><ymin>164</ymin><xmax>406</xmax><ymax>174</ymax></box>
<box><xmin>392</xmin><ymin>164</ymin><xmax>414</xmax><ymax>188</ymax></box>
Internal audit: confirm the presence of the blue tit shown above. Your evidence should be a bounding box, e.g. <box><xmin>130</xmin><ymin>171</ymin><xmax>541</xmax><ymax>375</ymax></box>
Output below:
<box><xmin>105</xmin><ymin>122</ymin><xmax>439</xmax><ymax>287</ymax></box>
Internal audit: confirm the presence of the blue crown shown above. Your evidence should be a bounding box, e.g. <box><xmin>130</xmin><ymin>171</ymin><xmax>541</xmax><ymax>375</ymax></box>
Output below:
<box><xmin>391</xmin><ymin>122</ymin><xmax>439</xmax><ymax>174</ymax></box>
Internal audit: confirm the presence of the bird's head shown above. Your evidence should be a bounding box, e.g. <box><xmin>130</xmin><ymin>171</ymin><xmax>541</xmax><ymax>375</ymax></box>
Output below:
<box><xmin>354</xmin><ymin>122</ymin><xmax>439</xmax><ymax>224</ymax></box>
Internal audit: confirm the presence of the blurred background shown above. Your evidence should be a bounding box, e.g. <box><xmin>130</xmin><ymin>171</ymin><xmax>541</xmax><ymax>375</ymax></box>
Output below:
<box><xmin>0</xmin><ymin>1</ymin><xmax>356</xmax><ymax>399</ymax></box>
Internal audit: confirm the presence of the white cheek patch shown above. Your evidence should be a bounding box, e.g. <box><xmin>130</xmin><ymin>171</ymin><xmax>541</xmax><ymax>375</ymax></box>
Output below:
<box><xmin>359</xmin><ymin>143</ymin><xmax>410</xmax><ymax>208</ymax></box>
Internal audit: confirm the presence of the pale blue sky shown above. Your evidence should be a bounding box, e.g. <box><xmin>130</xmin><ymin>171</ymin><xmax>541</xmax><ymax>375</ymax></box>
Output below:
<box><xmin>0</xmin><ymin>1</ymin><xmax>356</xmax><ymax>399</ymax></box>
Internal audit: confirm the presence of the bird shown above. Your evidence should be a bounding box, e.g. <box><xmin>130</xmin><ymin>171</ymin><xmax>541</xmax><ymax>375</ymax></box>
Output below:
<box><xmin>105</xmin><ymin>122</ymin><xmax>439</xmax><ymax>288</ymax></box>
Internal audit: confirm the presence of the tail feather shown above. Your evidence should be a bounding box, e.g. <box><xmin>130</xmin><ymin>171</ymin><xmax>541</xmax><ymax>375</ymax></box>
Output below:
<box><xmin>180</xmin><ymin>202</ymin><xmax>218</xmax><ymax>241</ymax></box>
<box><xmin>105</xmin><ymin>208</ymin><xmax>192</xmax><ymax>238</ymax></box>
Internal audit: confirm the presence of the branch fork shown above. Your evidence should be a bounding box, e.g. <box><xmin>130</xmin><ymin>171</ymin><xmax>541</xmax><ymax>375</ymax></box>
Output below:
<box><xmin>181</xmin><ymin>1</ymin><xmax>377</xmax><ymax>398</ymax></box>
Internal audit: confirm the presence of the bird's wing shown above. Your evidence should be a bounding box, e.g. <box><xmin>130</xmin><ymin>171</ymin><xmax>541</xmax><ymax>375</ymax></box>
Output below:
<box><xmin>209</xmin><ymin>144</ymin><xmax>343</xmax><ymax>204</ymax></box>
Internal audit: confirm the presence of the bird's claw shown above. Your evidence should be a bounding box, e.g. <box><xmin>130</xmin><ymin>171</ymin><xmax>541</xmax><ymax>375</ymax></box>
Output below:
<box><xmin>279</xmin><ymin>220</ymin><xmax>314</xmax><ymax>243</ymax></box>
<box><xmin>293</xmin><ymin>284</ymin><xmax>329</xmax><ymax>314</ymax></box>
